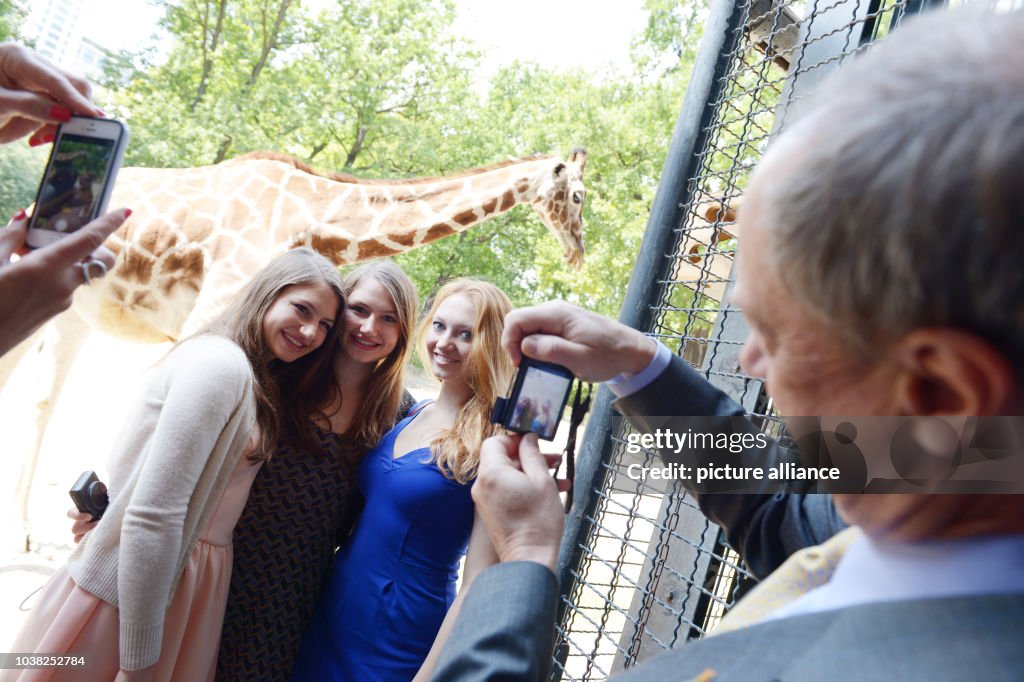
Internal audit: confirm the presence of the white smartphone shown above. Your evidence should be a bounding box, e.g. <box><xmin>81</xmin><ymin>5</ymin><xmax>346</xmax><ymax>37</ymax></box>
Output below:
<box><xmin>25</xmin><ymin>115</ymin><xmax>129</xmax><ymax>249</ymax></box>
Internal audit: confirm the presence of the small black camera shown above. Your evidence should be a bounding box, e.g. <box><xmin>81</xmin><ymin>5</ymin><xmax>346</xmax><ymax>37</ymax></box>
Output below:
<box><xmin>491</xmin><ymin>357</ymin><xmax>574</xmax><ymax>441</ymax></box>
<box><xmin>69</xmin><ymin>470</ymin><xmax>109</xmax><ymax>520</ymax></box>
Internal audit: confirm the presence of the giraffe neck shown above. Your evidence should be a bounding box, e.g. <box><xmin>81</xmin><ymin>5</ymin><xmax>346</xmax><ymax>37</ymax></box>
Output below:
<box><xmin>286</xmin><ymin>157</ymin><xmax>555</xmax><ymax>263</ymax></box>
<box><xmin>81</xmin><ymin>154</ymin><xmax>563</xmax><ymax>342</ymax></box>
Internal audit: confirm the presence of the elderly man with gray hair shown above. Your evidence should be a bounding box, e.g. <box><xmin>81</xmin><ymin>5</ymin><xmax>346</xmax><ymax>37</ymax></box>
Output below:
<box><xmin>431</xmin><ymin>7</ymin><xmax>1024</xmax><ymax>681</ymax></box>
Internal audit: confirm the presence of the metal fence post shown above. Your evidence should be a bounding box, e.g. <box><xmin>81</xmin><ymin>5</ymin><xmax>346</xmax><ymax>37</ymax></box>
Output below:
<box><xmin>550</xmin><ymin>0</ymin><xmax>969</xmax><ymax>677</ymax></box>
<box><xmin>553</xmin><ymin>0</ymin><xmax>748</xmax><ymax>673</ymax></box>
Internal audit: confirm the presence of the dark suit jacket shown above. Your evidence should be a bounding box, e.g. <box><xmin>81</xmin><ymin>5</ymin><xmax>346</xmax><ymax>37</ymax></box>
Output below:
<box><xmin>432</xmin><ymin>356</ymin><xmax>1024</xmax><ymax>680</ymax></box>
<box><xmin>614</xmin><ymin>355</ymin><xmax>845</xmax><ymax>578</ymax></box>
<box><xmin>434</xmin><ymin>562</ymin><xmax>1024</xmax><ymax>681</ymax></box>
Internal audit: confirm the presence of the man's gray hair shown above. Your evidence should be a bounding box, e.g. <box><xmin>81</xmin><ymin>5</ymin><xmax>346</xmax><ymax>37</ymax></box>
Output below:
<box><xmin>767</xmin><ymin>8</ymin><xmax>1024</xmax><ymax>374</ymax></box>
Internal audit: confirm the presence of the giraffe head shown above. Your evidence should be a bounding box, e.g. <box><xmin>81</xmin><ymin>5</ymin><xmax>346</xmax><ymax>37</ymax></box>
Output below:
<box><xmin>534</xmin><ymin>148</ymin><xmax>587</xmax><ymax>269</ymax></box>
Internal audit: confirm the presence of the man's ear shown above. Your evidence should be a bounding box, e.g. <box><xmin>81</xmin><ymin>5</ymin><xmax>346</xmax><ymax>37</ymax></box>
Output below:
<box><xmin>892</xmin><ymin>329</ymin><xmax>1016</xmax><ymax>416</ymax></box>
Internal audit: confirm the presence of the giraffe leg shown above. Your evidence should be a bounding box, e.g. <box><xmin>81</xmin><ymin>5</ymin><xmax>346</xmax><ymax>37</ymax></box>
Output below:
<box><xmin>0</xmin><ymin>323</ymin><xmax>46</xmax><ymax>391</ymax></box>
<box><xmin>0</xmin><ymin>310</ymin><xmax>90</xmax><ymax>553</ymax></box>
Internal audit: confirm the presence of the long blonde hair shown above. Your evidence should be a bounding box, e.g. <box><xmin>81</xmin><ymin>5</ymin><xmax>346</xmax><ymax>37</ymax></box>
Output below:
<box><xmin>288</xmin><ymin>260</ymin><xmax>419</xmax><ymax>458</ymax></box>
<box><xmin>341</xmin><ymin>261</ymin><xmax>420</xmax><ymax>454</ymax></box>
<box><xmin>418</xmin><ymin>278</ymin><xmax>514</xmax><ymax>483</ymax></box>
<box><xmin>200</xmin><ymin>248</ymin><xmax>345</xmax><ymax>462</ymax></box>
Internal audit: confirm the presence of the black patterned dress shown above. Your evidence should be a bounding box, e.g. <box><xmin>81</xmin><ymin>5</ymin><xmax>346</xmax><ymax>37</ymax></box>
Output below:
<box><xmin>215</xmin><ymin>425</ymin><xmax>362</xmax><ymax>681</ymax></box>
<box><xmin>216</xmin><ymin>392</ymin><xmax>415</xmax><ymax>681</ymax></box>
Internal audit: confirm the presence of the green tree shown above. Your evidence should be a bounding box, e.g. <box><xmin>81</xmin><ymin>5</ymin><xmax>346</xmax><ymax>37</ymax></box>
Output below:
<box><xmin>632</xmin><ymin>0</ymin><xmax>709</xmax><ymax>80</ymax></box>
<box><xmin>0</xmin><ymin>144</ymin><xmax>47</xmax><ymax>217</ymax></box>
<box><xmin>392</xmin><ymin>58</ymin><xmax>690</xmax><ymax>315</ymax></box>
<box><xmin>274</xmin><ymin>0</ymin><xmax>477</xmax><ymax>172</ymax></box>
<box><xmin>0</xmin><ymin>0</ymin><xmax>26</xmax><ymax>43</ymax></box>
<box><xmin>0</xmin><ymin>0</ymin><xmax>38</xmax><ymax>215</ymax></box>
<box><xmin>104</xmin><ymin>0</ymin><xmax>306</xmax><ymax>167</ymax></box>
<box><xmin>98</xmin><ymin>0</ymin><xmax>710</xmax><ymax>315</ymax></box>
<box><xmin>105</xmin><ymin>0</ymin><xmax>475</xmax><ymax>172</ymax></box>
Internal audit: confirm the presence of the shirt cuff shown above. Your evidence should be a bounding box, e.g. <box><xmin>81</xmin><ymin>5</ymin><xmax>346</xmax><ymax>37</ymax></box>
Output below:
<box><xmin>605</xmin><ymin>340</ymin><xmax>672</xmax><ymax>398</ymax></box>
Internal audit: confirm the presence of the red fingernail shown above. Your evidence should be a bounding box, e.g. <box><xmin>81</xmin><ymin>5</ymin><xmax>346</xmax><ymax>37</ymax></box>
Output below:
<box><xmin>50</xmin><ymin>105</ymin><xmax>72</xmax><ymax>122</ymax></box>
<box><xmin>124</xmin><ymin>208</ymin><xmax>133</xmax><ymax>218</ymax></box>
<box><xmin>30</xmin><ymin>133</ymin><xmax>56</xmax><ymax>147</ymax></box>
<box><xmin>11</xmin><ymin>209</ymin><xmax>26</xmax><ymax>221</ymax></box>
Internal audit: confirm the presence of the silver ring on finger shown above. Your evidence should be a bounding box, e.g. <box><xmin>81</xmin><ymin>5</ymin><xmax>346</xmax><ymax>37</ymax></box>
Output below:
<box><xmin>76</xmin><ymin>258</ymin><xmax>108</xmax><ymax>285</ymax></box>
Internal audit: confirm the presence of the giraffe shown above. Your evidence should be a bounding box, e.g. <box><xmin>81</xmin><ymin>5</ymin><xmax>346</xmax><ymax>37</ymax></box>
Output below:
<box><xmin>78</xmin><ymin>147</ymin><xmax>587</xmax><ymax>342</ymax></box>
<box><xmin>0</xmin><ymin>147</ymin><xmax>588</xmax><ymax>551</ymax></box>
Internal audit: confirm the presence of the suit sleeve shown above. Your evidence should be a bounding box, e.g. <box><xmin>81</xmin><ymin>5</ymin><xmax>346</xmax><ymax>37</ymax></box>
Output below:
<box><xmin>613</xmin><ymin>354</ymin><xmax>846</xmax><ymax>578</ymax></box>
<box><xmin>432</xmin><ymin>356</ymin><xmax>845</xmax><ymax>681</ymax></box>
<box><xmin>432</xmin><ymin>562</ymin><xmax>558</xmax><ymax>682</ymax></box>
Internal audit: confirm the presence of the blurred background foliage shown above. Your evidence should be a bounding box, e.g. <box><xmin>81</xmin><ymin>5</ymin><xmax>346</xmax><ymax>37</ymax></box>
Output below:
<box><xmin>0</xmin><ymin>0</ymin><xmax>710</xmax><ymax>317</ymax></box>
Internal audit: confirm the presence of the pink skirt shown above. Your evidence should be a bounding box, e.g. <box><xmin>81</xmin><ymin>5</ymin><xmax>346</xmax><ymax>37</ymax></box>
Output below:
<box><xmin>3</xmin><ymin>459</ymin><xmax>260</xmax><ymax>682</ymax></box>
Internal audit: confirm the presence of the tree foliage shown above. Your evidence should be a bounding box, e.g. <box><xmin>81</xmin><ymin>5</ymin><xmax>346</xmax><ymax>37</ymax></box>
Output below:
<box><xmin>0</xmin><ymin>143</ymin><xmax>47</xmax><ymax>218</ymax></box>
<box><xmin>103</xmin><ymin>0</ymin><xmax>474</xmax><ymax>171</ymax></box>
<box><xmin>0</xmin><ymin>1</ymin><xmax>39</xmax><ymax>216</ymax></box>
<box><xmin>632</xmin><ymin>0</ymin><xmax>709</xmax><ymax>80</ymax></box>
<box><xmin>0</xmin><ymin>0</ymin><xmax>25</xmax><ymax>43</ymax></box>
<box><xmin>0</xmin><ymin>0</ymin><xmax>708</xmax><ymax>317</ymax></box>
<box><xmin>393</xmin><ymin>60</ymin><xmax>689</xmax><ymax>314</ymax></box>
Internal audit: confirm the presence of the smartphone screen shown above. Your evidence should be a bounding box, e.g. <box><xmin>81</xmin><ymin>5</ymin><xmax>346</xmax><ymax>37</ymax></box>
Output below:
<box><xmin>31</xmin><ymin>133</ymin><xmax>117</xmax><ymax>235</ymax></box>
<box><xmin>26</xmin><ymin>116</ymin><xmax>128</xmax><ymax>249</ymax></box>
<box><xmin>509</xmin><ymin>364</ymin><xmax>573</xmax><ymax>440</ymax></box>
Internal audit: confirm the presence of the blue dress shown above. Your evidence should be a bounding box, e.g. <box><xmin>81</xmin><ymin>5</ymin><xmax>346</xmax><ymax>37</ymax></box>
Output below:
<box><xmin>292</xmin><ymin>403</ymin><xmax>475</xmax><ymax>681</ymax></box>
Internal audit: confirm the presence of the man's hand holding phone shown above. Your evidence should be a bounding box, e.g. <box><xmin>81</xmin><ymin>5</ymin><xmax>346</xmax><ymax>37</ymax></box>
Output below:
<box><xmin>473</xmin><ymin>434</ymin><xmax>570</xmax><ymax>573</ymax></box>
<box><xmin>502</xmin><ymin>301</ymin><xmax>658</xmax><ymax>382</ymax></box>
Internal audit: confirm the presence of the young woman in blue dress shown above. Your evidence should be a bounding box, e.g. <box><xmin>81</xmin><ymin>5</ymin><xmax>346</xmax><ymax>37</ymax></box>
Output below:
<box><xmin>293</xmin><ymin>277</ymin><xmax>515</xmax><ymax>681</ymax></box>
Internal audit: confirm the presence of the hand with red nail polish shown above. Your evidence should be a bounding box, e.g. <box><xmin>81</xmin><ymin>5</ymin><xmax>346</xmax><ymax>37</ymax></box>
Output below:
<box><xmin>0</xmin><ymin>207</ymin><xmax>130</xmax><ymax>358</ymax></box>
<box><xmin>49</xmin><ymin>105</ymin><xmax>72</xmax><ymax>122</ymax></box>
<box><xmin>28</xmin><ymin>132</ymin><xmax>55</xmax><ymax>147</ymax></box>
<box><xmin>0</xmin><ymin>43</ymin><xmax>101</xmax><ymax>144</ymax></box>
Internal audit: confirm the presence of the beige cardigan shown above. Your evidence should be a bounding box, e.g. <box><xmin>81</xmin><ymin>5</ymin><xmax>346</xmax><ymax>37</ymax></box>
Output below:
<box><xmin>66</xmin><ymin>335</ymin><xmax>257</xmax><ymax>671</ymax></box>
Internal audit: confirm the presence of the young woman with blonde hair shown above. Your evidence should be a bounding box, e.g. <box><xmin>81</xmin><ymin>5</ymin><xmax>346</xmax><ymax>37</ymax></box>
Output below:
<box><xmin>216</xmin><ymin>260</ymin><xmax>421</xmax><ymax>680</ymax></box>
<box><xmin>10</xmin><ymin>248</ymin><xmax>344</xmax><ymax>682</ymax></box>
<box><xmin>65</xmin><ymin>259</ymin><xmax>423</xmax><ymax>680</ymax></box>
<box><xmin>293</xmin><ymin>277</ymin><xmax>515</xmax><ymax>682</ymax></box>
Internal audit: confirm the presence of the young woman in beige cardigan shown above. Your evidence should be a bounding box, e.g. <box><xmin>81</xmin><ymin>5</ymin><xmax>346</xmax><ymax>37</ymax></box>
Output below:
<box><xmin>6</xmin><ymin>248</ymin><xmax>344</xmax><ymax>682</ymax></box>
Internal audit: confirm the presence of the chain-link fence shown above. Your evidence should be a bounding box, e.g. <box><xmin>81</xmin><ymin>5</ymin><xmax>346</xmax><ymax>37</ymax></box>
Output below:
<box><xmin>550</xmin><ymin>0</ymin><xmax>997</xmax><ymax>678</ymax></box>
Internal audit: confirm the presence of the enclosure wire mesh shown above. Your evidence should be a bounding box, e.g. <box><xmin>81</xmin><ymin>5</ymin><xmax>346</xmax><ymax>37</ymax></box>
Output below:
<box><xmin>550</xmin><ymin>0</ymin><xmax>946</xmax><ymax>678</ymax></box>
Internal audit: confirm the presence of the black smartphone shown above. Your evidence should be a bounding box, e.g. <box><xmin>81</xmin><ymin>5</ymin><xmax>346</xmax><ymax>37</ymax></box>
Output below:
<box><xmin>491</xmin><ymin>357</ymin><xmax>574</xmax><ymax>440</ymax></box>
<box><xmin>25</xmin><ymin>115</ymin><xmax>129</xmax><ymax>249</ymax></box>
<box><xmin>69</xmin><ymin>470</ymin><xmax>109</xmax><ymax>521</ymax></box>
